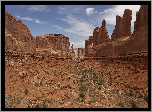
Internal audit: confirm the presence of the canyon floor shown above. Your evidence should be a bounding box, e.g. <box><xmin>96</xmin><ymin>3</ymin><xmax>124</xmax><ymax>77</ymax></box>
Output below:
<box><xmin>5</xmin><ymin>55</ymin><xmax>148</xmax><ymax>108</ymax></box>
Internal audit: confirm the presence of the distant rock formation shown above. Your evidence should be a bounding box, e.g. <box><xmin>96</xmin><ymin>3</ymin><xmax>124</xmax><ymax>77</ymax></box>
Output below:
<box><xmin>85</xmin><ymin>5</ymin><xmax>148</xmax><ymax>57</ymax></box>
<box><xmin>85</xmin><ymin>36</ymin><xmax>94</xmax><ymax>57</ymax></box>
<box><xmin>35</xmin><ymin>34</ymin><xmax>70</xmax><ymax>57</ymax></box>
<box><xmin>77</xmin><ymin>48</ymin><xmax>85</xmax><ymax>58</ymax></box>
<box><xmin>93</xmin><ymin>27</ymin><xmax>99</xmax><ymax>46</ymax></box>
<box><xmin>5</xmin><ymin>11</ymin><xmax>70</xmax><ymax>58</ymax></box>
<box><xmin>98</xmin><ymin>19</ymin><xmax>110</xmax><ymax>44</ymax></box>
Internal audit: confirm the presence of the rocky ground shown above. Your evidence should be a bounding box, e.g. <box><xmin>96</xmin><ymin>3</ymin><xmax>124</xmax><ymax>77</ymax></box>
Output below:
<box><xmin>5</xmin><ymin>55</ymin><xmax>148</xmax><ymax>108</ymax></box>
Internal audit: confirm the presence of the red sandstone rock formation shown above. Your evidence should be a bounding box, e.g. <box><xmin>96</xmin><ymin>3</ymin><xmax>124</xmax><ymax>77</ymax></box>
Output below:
<box><xmin>111</xmin><ymin>9</ymin><xmax>132</xmax><ymax>40</ymax></box>
<box><xmin>35</xmin><ymin>34</ymin><xmax>70</xmax><ymax>57</ymax></box>
<box><xmin>5</xmin><ymin>11</ymin><xmax>70</xmax><ymax>57</ymax></box>
<box><xmin>85</xmin><ymin>36</ymin><xmax>96</xmax><ymax>57</ymax></box>
<box><xmin>93</xmin><ymin>19</ymin><xmax>110</xmax><ymax>47</ymax></box>
<box><xmin>98</xmin><ymin>19</ymin><xmax>110</xmax><ymax>44</ymax></box>
<box><xmin>85</xmin><ymin>36</ymin><xmax>94</xmax><ymax>57</ymax></box>
<box><xmin>5</xmin><ymin>11</ymin><xmax>36</xmax><ymax>54</ymax></box>
<box><xmin>114</xmin><ymin>5</ymin><xmax>148</xmax><ymax>55</ymax></box>
<box><xmin>93</xmin><ymin>27</ymin><xmax>99</xmax><ymax>46</ymax></box>
<box><xmin>122</xmin><ymin>5</ymin><xmax>148</xmax><ymax>53</ymax></box>
<box><xmin>85</xmin><ymin>5</ymin><xmax>148</xmax><ymax>57</ymax></box>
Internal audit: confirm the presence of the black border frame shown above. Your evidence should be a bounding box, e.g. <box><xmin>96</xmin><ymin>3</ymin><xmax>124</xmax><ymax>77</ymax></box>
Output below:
<box><xmin>1</xmin><ymin>1</ymin><xmax>151</xmax><ymax>111</ymax></box>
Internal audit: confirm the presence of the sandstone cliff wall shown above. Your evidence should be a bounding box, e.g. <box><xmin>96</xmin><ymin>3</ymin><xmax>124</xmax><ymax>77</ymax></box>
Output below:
<box><xmin>85</xmin><ymin>5</ymin><xmax>148</xmax><ymax>57</ymax></box>
<box><xmin>111</xmin><ymin>9</ymin><xmax>132</xmax><ymax>40</ymax></box>
<box><xmin>5</xmin><ymin>11</ymin><xmax>36</xmax><ymax>54</ymax></box>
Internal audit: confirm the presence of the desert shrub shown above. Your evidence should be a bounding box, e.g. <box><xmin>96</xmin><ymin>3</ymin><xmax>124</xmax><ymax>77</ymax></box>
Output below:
<box><xmin>24</xmin><ymin>89</ymin><xmax>28</xmax><ymax>95</ymax></box>
<box><xmin>79</xmin><ymin>78</ymin><xmax>85</xmax><ymax>83</ymax></box>
<box><xmin>96</xmin><ymin>76</ymin><xmax>104</xmax><ymax>86</ymax></box>
<box><xmin>34</xmin><ymin>103</ymin><xmax>48</xmax><ymax>108</ymax></box>
<box><xmin>92</xmin><ymin>73</ymin><xmax>98</xmax><ymax>83</ymax></box>
<box><xmin>79</xmin><ymin>92</ymin><xmax>85</xmax><ymax>98</ymax></box>
<box><xmin>13</xmin><ymin>94</ymin><xmax>21</xmax><ymax>104</ymax></box>
<box><xmin>13</xmin><ymin>48</ymin><xmax>16</xmax><ymax>51</ymax></box>
<box><xmin>78</xmin><ymin>92</ymin><xmax>86</xmax><ymax>102</ymax></box>
<box><xmin>45</xmin><ymin>71</ymin><xmax>49</xmax><ymax>74</ymax></box>
<box><xmin>40</xmin><ymin>81</ymin><xmax>43</xmax><ymax>86</ymax></box>
<box><xmin>5</xmin><ymin>94</ymin><xmax>21</xmax><ymax>108</ymax></box>
<box><xmin>118</xmin><ymin>101</ymin><xmax>124</xmax><ymax>107</ymax></box>
<box><xmin>9</xmin><ymin>74</ymin><xmax>13</xmax><ymax>78</ymax></box>
<box><xmin>27</xmin><ymin>100</ymin><xmax>49</xmax><ymax>108</ymax></box>
<box><xmin>14</xmin><ymin>58</ymin><xmax>18</xmax><ymax>62</ymax></box>
<box><xmin>35</xmin><ymin>81</ymin><xmax>43</xmax><ymax>87</ymax></box>
<box><xmin>5</xmin><ymin>95</ymin><xmax>13</xmax><ymax>108</ymax></box>
<box><xmin>88</xmin><ymin>99</ymin><xmax>96</xmax><ymax>104</ymax></box>
<box><xmin>144</xmin><ymin>94</ymin><xmax>148</xmax><ymax>103</ymax></box>
<box><xmin>130</xmin><ymin>100</ymin><xmax>139</xmax><ymax>108</ymax></box>
<box><xmin>99</xmin><ymin>94</ymin><xmax>105</xmax><ymax>100</ymax></box>
<box><xmin>137</xmin><ymin>93</ymin><xmax>143</xmax><ymax>98</ymax></box>
<box><xmin>79</xmin><ymin>84</ymin><xmax>87</xmax><ymax>92</ymax></box>
<box><xmin>129</xmin><ymin>89</ymin><xmax>134</xmax><ymax>97</ymax></box>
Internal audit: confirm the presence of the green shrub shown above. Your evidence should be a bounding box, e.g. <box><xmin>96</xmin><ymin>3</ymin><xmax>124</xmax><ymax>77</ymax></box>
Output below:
<box><xmin>129</xmin><ymin>89</ymin><xmax>134</xmax><ymax>97</ymax></box>
<box><xmin>137</xmin><ymin>93</ymin><xmax>143</xmax><ymax>98</ymax></box>
<box><xmin>88</xmin><ymin>99</ymin><xmax>96</xmax><ymax>104</ymax></box>
<box><xmin>13</xmin><ymin>94</ymin><xmax>21</xmax><ymax>104</ymax></box>
<box><xmin>78</xmin><ymin>92</ymin><xmax>86</xmax><ymax>102</ymax></box>
<box><xmin>144</xmin><ymin>94</ymin><xmax>148</xmax><ymax>103</ymax></box>
<box><xmin>130</xmin><ymin>100</ymin><xmax>139</xmax><ymax>108</ymax></box>
<box><xmin>5</xmin><ymin>94</ymin><xmax>21</xmax><ymax>108</ymax></box>
<box><xmin>92</xmin><ymin>73</ymin><xmax>98</xmax><ymax>82</ymax></box>
<box><xmin>97</xmin><ymin>77</ymin><xmax>104</xmax><ymax>86</ymax></box>
<box><xmin>24</xmin><ymin>89</ymin><xmax>28</xmax><ymax>95</ymax></box>
<box><xmin>28</xmin><ymin>100</ymin><xmax>49</xmax><ymax>108</ymax></box>
<box><xmin>79</xmin><ymin>84</ymin><xmax>87</xmax><ymax>92</ymax></box>
<box><xmin>79</xmin><ymin>78</ymin><xmax>85</xmax><ymax>83</ymax></box>
<box><xmin>99</xmin><ymin>94</ymin><xmax>105</xmax><ymax>100</ymax></box>
<box><xmin>40</xmin><ymin>81</ymin><xmax>43</xmax><ymax>86</ymax></box>
<box><xmin>79</xmin><ymin>92</ymin><xmax>85</xmax><ymax>98</ymax></box>
<box><xmin>118</xmin><ymin>101</ymin><xmax>124</xmax><ymax>107</ymax></box>
<box><xmin>5</xmin><ymin>95</ymin><xmax>13</xmax><ymax>108</ymax></box>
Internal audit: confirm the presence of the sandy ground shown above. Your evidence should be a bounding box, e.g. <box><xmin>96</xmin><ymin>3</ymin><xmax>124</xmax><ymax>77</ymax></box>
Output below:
<box><xmin>5</xmin><ymin>55</ymin><xmax>148</xmax><ymax>108</ymax></box>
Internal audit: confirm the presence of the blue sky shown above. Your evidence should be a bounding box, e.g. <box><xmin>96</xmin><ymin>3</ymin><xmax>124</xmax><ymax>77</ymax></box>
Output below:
<box><xmin>5</xmin><ymin>5</ymin><xmax>140</xmax><ymax>48</ymax></box>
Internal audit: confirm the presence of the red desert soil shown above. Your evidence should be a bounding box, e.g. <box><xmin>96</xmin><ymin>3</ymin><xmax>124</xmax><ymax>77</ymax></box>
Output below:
<box><xmin>5</xmin><ymin>55</ymin><xmax>148</xmax><ymax>108</ymax></box>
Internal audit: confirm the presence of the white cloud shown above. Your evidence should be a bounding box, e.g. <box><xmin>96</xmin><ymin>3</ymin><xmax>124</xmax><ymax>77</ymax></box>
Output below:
<box><xmin>98</xmin><ymin>5</ymin><xmax>140</xmax><ymax>29</ymax></box>
<box><xmin>51</xmin><ymin>25</ymin><xmax>63</xmax><ymax>31</ymax></box>
<box><xmin>57</xmin><ymin>14</ymin><xmax>95</xmax><ymax>37</ymax></box>
<box><xmin>28</xmin><ymin>5</ymin><xmax>50</xmax><ymax>12</ymax></box>
<box><xmin>21</xmin><ymin>17</ymin><xmax>34</xmax><ymax>21</ymax></box>
<box><xmin>86</xmin><ymin>8</ymin><xmax>97</xmax><ymax>15</ymax></box>
<box><xmin>16</xmin><ymin>15</ymin><xmax>21</xmax><ymax>18</ymax></box>
<box><xmin>35</xmin><ymin>19</ymin><xmax>48</xmax><ymax>25</ymax></box>
<box><xmin>56</xmin><ymin>5</ymin><xmax>96</xmax><ymax>38</ymax></box>
<box><xmin>16</xmin><ymin>15</ymin><xmax>48</xmax><ymax>25</ymax></box>
<box><xmin>99</xmin><ymin>8</ymin><xmax>112</xmax><ymax>14</ymax></box>
<box><xmin>71</xmin><ymin>41</ymin><xmax>85</xmax><ymax>48</ymax></box>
